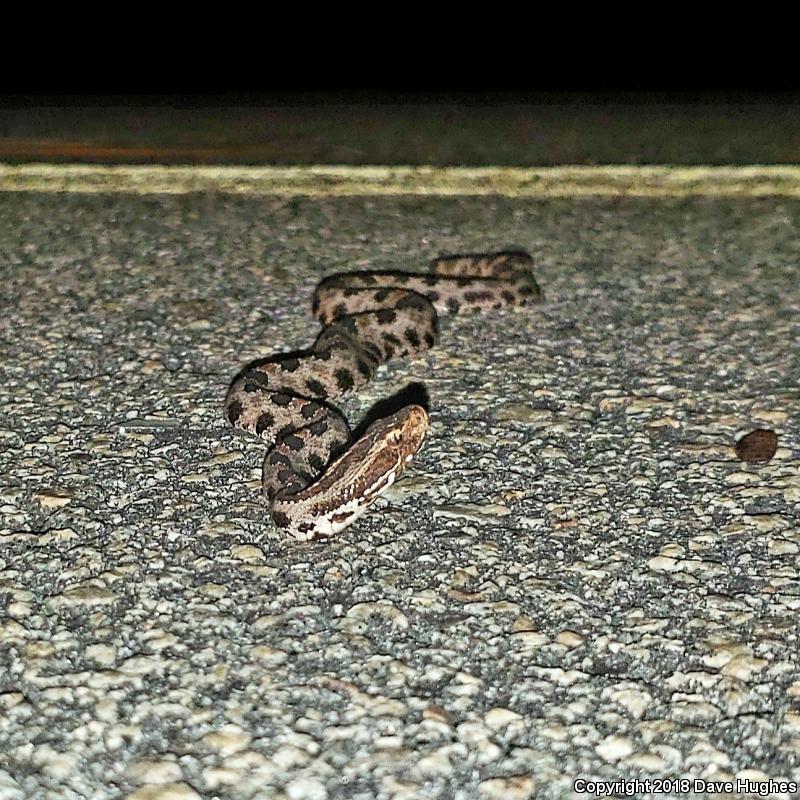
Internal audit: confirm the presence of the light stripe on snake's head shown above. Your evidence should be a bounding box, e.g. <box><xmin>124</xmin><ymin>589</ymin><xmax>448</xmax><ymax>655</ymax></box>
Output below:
<box><xmin>275</xmin><ymin>405</ymin><xmax>429</xmax><ymax>540</ymax></box>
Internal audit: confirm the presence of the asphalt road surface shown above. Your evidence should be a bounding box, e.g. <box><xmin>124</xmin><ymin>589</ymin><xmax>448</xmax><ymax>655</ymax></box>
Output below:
<box><xmin>1</xmin><ymin>187</ymin><xmax>798</xmax><ymax>799</ymax></box>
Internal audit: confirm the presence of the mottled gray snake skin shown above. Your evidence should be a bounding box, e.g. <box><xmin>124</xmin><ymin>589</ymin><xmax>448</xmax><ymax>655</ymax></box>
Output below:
<box><xmin>224</xmin><ymin>251</ymin><xmax>541</xmax><ymax>540</ymax></box>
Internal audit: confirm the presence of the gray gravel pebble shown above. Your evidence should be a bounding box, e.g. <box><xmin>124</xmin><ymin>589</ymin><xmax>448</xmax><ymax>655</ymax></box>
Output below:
<box><xmin>1</xmin><ymin>192</ymin><xmax>799</xmax><ymax>799</ymax></box>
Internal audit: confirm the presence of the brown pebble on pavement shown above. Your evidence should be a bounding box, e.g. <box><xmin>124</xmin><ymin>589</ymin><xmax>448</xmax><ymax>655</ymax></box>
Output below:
<box><xmin>735</xmin><ymin>429</ymin><xmax>778</xmax><ymax>463</ymax></box>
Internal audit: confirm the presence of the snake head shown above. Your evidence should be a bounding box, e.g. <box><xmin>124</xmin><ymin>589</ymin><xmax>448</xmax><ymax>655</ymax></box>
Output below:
<box><xmin>351</xmin><ymin>404</ymin><xmax>429</xmax><ymax>489</ymax></box>
<box><xmin>382</xmin><ymin>405</ymin><xmax>429</xmax><ymax>456</ymax></box>
<box><xmin>277</xmin><ymin>405</ymin><xmax>430</xmax><ymax>540</ymax></box>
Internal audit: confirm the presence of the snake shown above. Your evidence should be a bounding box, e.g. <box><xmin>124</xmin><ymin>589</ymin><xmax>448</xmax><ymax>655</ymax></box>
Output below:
<box><xmin>224</xmin><ymin>250</ymin><xmax>541</xmax><ymax>540</ymax></box>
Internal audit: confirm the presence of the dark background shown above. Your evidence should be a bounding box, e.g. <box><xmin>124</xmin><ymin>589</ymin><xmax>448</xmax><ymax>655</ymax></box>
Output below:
<box><xmin>1</xmin><ymin>92</ymin><xmax>798</xmax><ymax>165</ymax></box>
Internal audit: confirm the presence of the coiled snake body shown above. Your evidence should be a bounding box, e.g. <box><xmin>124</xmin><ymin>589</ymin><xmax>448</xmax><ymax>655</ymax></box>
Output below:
<box><xmin>224</xmin><ymin>251</ymin><xmax>540</xmax><ymax>540</ymax></box>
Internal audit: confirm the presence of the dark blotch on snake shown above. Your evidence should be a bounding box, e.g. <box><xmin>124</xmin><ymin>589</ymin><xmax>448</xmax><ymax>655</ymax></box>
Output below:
<box><xmin>376</xmin><ymin>308</ymin><xmax>397</xmax><ymax>325</ymax></box>
<box><xmin>243</xmin><ymin>370</ymin><xmax>269</xmax><ymax>386</ymax></box>
<box><xmin>280</xmin><ymin>357</ymin><xmax>301</xmax><ymax>372</ymax></box>
<box><xmin>334</xmin><ymin>368</ymin><xmax>355</xmax><ymax>392</ymax></box>
<box><xmin>300</xmin><ymin>401</ymin><xmax>322</xmax><ymax>419</ymax></box>
<box><xmin>272</xmin><ymin>393</ymin><xmax>293</xmax><ymax>406</ymax></box>
<box><xmin>395</xmin><ymin>294</ymin><xmax>424</xmax><ymax>310</ymax></box>
<box><xmin>283</xmin><ymin>434</ymin><xmax>305</xmax><ymax>452</ymax></box>
<box><xmin>226</xmin><ymin>400</ymin><xmax>243</xmax><ymax>424</ymax></box>
<box><xmin>363</xmin><ymin>342</ymin><xmax>383</xmax><ymax>359</ymax></box>
<box><xmin>405</xmin><ymin>328</ymin><xmax>420</xmax><ymax>347</ymax></box>
<box><xmin>337</xmin><ymin>317</ymin><xmax>358</xmax><ymax>334</ymax></box>
<box><xmin>308</xmin><ymin>453</ymin><xmax>326</xmax><ymax>471</ymax></box>
<box><xmin>310</xmin><ymin>419</ymin><xmax>329</xmax><ymax>436</ymax></box>
<box><xmin>305</xmin><ymin>378</ymin><xmax>328</xmax><ymax>398</ymax></box>
<box><xmin>256</xmin><ymin>412</ymin><xmax>275</xmax><ymax>434</ymax></box>
<box><xmin>464</xmin><ymin>290</ymin><xmax>492</xmax><ymax>303</ymax></box>
<box><xmin>447</xmin><ymin>297</ymin><xmax>461</xmax><ymax>313</ymax></box>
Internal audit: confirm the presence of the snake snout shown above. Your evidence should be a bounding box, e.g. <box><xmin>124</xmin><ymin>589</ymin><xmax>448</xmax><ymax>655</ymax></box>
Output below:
<box><xmin>399</xmin><ymin>405</ymin><xmax>429</xmax><ymax>454</ymax></box>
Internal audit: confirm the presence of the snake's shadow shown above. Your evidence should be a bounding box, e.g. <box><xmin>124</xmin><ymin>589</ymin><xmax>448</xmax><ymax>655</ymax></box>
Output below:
<box><xmin>351</xmin><ymin>382</ymin><xmax>430</xmax><ymax>439</ymax></box>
